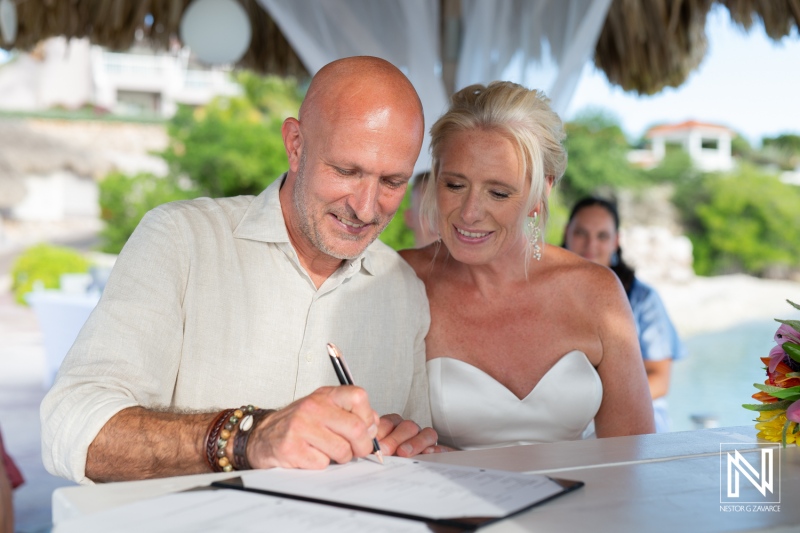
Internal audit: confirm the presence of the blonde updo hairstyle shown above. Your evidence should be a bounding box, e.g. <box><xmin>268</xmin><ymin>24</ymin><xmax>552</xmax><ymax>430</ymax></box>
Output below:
<box><xmin>421</xmin><ymin>81</ymin><xmax>567</xmax><ymax>256</ymax></box>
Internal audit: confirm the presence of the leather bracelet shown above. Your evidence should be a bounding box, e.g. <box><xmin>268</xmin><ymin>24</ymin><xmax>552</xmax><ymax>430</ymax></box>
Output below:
<box><xmin>205</xmin><ymin>409</ymin><xmax>235</xmax><ymax>473</ymax></box>
<box><xmin>233</xmin><ymin>409</ymin><xmax>275</xmax><ymax>470</ymax></box>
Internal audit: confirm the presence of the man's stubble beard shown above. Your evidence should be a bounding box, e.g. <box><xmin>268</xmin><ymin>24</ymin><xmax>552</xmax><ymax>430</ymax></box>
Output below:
<box><xmin>293</xmin><ymin>151</ymin><xmax>391</xmax><ymax>261</ymax></box>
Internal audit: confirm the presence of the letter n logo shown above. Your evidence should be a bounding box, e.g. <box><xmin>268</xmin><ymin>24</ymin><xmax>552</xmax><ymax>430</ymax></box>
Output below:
<box><xmin>727</xmin><ymin>449</ymin><xmax>772</xmax><ymax>497</ymax></box>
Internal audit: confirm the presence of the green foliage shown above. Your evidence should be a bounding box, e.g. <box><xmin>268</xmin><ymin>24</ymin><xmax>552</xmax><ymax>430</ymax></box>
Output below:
<box><xmin>545</xmin><ymin>190</ymin><xmax>569</xmax><ymax>245</ymax></box>
<box><xmin>763</xmin><ymin>134</ymin><xmax>800</xmax><ymax>154</ymax></box>
<box><xmin>163</xmin><ymin>74</ymin><xmax>303</xmax><ymax>199</ymax></box>
<box><xmin>99</xmin><ymin>74</ymin><xmax>305</xmax><ymax>252</ymax></box>
<box><xmin>236</xmin><ymin>71</ymin><xmax>306</xmax><ymax>119</ymax></box>
<box><xmin>560</xmin><ymin>111</ymin><xmax>643</xmax><ymax>205</ymax></box>
<box><xmin>98</xmin><ymin>172</ymin><xmax>194</xmax><ymax>254</ymax></box>
<box><xmin>731</xmin><ymin>134</ymin><xmax>753</xmax><ymax>160</ymax></box>
<box><xmin>161</xmin><ymin>97</ymin><xmax>292</xmax><ymax>198</ymax></box>
<box><xmin>761</xmin><ymin>134</ymin><xmax>800</xmax><ymax>171</ymax></box>
<box><xmin>10</xmin><ymin>244</ymin><xmax>90</xmax><ymax>305</ymax></box>
<box><xmin>675</xmin><ymin>164</ymin><xmax>800</xmax><ymax>276</ymax></box>
<box><xmin>733</xmin><ymin>133</ymin><xmax>800</xmax><ymax>170</ymax></box>
<box><xmin>646</xmin><ymin>149</ymin><xmax>699</xmax><ymax>185</ymax></box>
<box><xmin>379</xmin><ymin>189</ymin><xmax>416</xmax><ymax>251</ymax></box>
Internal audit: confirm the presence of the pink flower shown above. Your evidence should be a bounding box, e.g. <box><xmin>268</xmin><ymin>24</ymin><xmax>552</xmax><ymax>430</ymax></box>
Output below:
<box><xmin>769</xmin><ymin>344</ymin><xmax>787</xmax><ymax>373</ymax></box>
<box><xmin>770</xmin><ymin>323</ymin><xmax>800</xmax><ymax>374</ymax></box>
<box><xmin>774</xmin><ymin>323</ymin><xmax>800</xmax><ymax>346</ymax></box>
<box><xmin>788</xmin><ymin>400</ymin><xmax>800</xmax><ymax>424</ymax></box>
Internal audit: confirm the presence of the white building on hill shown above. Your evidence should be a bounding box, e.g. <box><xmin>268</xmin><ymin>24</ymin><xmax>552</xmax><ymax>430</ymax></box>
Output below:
<box><xmin>0</xmin><ymin>37</ymin><xmax>239</xmax><ymax>117</ymax></box>
<box><xmin>628</xmin><ymin>120</ymin><xmax>735</xmax><ymax>172</ymax></box>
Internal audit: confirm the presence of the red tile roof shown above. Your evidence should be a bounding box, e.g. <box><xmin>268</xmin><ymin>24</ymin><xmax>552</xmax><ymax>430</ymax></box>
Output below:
<box><xmin>646</xmin><ymin>120</ymin><xmax>733</xmax><ymax>137</ymax></box>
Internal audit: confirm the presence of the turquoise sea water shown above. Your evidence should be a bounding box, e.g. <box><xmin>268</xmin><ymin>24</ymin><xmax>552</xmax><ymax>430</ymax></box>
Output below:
<box><xmin>667</xmin><ymin>316</ymin><xmax>800</xmax><ymax>432</ymax></box>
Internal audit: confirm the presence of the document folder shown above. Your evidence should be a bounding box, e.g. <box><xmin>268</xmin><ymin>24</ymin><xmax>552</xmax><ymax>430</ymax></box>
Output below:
<box><xmin>212</xmin><ymin>457</ymin><xmax>583</xmax><ymax>531</ymax></box>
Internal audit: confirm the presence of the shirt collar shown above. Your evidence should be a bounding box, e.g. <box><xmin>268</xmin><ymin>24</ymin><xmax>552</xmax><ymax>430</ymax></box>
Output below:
<box><xmin>233</xmin><ymin>173</ymin><xmax>379</xmax><ymax>276</ymax></box>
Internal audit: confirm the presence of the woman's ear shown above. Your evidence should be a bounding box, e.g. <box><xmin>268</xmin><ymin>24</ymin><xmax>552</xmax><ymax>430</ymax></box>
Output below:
<box><xmin>525</xmin><ymin>175</ymin><xmax>557</xmax><ymax>218</ymax></box>
<box><xmin>545</xmin><ymin>175</ymin><xmax>555</xmax><ymax>196</ymax></box>
<box><xmin>527</xmin><ymin>176</ymin><xmax>555</xmax><ymax>217</ymax></box>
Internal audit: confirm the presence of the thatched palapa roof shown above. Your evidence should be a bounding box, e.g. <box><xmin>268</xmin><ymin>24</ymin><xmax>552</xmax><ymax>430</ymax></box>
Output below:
<box><xmin>596</xmin><ymin>0</ymin><xmax>800</xmax><ymax>94</ymax></box>
<box><xmin>2</xmin><ymin>0</ymin><xmax>799</xmax><ymax>95</ymax></box>
<box><xmin>4</xmin><ymin>0</ymin><xmax>308</xmax><ymax>78</ymax></box>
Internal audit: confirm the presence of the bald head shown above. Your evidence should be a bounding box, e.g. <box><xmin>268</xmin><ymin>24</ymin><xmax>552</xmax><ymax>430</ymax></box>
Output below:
<box><xmin>299</xmin><ymin>56</ymin><xmax>424</xmax><ymax>143</ymax></box>
<box><xmin>279</xmin><ymin>57</ymin><xmax>425</xmax><ymax>273</ymax></box>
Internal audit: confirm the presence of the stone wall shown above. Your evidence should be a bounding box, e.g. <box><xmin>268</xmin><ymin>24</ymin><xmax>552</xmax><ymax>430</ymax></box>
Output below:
<box><xmin>0</xmin><ymin>118</ymin><xmax>168</xmax><ymax>253</ymax></box>
<box><xmin>24</xmin><ymin>119</ymin><xmax>169</xmax><ymax>178</ymax></box>
<box><xmin>620</xmin><ymin>226</ymin><xmax>695</xmax><ymax>283</ymax></box>
<box><xmin>616</xmin><ymin>185</ymin><xmax>695</xmax><ymax>283</ymax></box>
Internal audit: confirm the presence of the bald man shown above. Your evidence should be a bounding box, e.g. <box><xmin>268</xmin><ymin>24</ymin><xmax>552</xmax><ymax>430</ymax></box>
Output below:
<box><xmin>41</xmin><ymin>57</ymin><xmax>437</xmax><ymax>483</ymax></box>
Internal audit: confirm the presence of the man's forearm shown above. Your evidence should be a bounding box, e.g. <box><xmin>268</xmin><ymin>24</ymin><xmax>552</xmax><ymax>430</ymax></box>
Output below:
<box><xmin>86</xmin><ymin>387</ymin><xmax>387</xmax><ymax>478</ymax></box>
<box><xmin>85</xmin><ymin>406</ymin><xmax>215</xmax><ymax>482</ymax></box>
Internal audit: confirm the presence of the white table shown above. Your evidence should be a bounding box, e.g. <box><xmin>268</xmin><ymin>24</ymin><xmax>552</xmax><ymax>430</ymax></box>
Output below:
<box><xmin>52</xmin><ymin>426</ymin><xmax>800</xmax><ymax>532</ymax></box>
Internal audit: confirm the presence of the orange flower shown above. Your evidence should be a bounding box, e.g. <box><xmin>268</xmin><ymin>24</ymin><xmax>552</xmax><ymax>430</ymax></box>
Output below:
<box><xmin>761</xmin><ymin>357</ymin><xmax>800</xmax><ymax>388</ymax></box>
<box><xmin>752</xmin><ymin>391</ymin><xmax>780</xmax><ymax>403</ymax></box>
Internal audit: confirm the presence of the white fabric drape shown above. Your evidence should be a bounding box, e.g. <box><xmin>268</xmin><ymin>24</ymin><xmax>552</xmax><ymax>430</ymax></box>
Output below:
<box><xmin>256</xmin><ymin>0</ymin><xmax>448</xmax><ymax>173</ymax></box>
<box><xmin>457</xmin><ymin>0</ymin><xmax>612</xmax><ymax>116</ymax></box>
<box><xmin>256</xmin><ymin>0</ymin><xmax>613</xmax><ymax>168</ymax></box>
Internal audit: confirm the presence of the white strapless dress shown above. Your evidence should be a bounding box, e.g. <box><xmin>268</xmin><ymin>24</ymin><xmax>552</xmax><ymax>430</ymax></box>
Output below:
<box><xmin>427</xmin><ymin>350</ymin><xmax>603</xmax><ymax>450</ymax></box>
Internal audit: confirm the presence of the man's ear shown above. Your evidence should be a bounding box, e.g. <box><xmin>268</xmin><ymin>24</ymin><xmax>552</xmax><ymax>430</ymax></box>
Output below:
<box><xmin>282</xmin><ymin>118</ymin><xmax>303</xmax><ymax>172</ymax></box>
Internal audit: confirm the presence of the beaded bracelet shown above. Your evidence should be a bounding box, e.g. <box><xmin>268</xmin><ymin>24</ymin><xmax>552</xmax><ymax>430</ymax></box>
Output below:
<box><xmin>232</xmin><ymin>408</ymin><xmax>275</xmax><ymax>470</ymax></box>
<box><xmin>205</xmin><ymin>409</ymin><xmax>235</xmax><ymax>473</ymax></box>
<box><xmin>206</xmin><ymin>405</ymin><xmax>262</xmax><ymax>473</ymax></box>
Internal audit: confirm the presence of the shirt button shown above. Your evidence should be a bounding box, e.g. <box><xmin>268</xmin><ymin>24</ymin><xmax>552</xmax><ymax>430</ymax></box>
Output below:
<box><xmin>305</xmin><ymin>353</ymin><xmax>312</xmax><ymax>363</ymax></box>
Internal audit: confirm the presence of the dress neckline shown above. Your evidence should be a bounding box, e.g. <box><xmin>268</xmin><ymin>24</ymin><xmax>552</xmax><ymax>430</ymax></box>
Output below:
<box><xmin>427</xmin><ymin>350</ymin><xmax>593</xmax><ymax>402</ymax></box>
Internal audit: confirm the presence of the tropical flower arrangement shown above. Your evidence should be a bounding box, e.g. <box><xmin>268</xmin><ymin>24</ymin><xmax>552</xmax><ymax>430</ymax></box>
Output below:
<box><xmin>743</xmin><ymin>300</ymin><xmax>800</xmax><ymax>446</ymax></box>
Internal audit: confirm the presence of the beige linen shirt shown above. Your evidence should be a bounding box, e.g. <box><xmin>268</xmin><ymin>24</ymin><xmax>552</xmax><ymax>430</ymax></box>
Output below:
<box><xmin>40</xmin><ymin>176</ymin><xmax>431</xmax><ymax>483</ymax></box>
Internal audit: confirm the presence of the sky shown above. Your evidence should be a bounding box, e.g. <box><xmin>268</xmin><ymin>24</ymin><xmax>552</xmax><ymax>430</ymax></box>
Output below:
<box><xmin>565</xmin><ymin>5</ymin><xmax>800</xmax><ymax>146</ymax></box>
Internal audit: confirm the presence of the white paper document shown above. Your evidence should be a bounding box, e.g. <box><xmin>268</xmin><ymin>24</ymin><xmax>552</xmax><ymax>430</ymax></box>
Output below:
<box><xmin>53</xmin><ymin>489</ymin><xmax>430</xmax><ymax>533</ymax></box>
<box><xmin>53</xmin><ymin>457</ymin><xmax>575</xmax><ymax>532</ymax></box>
<box><xmin>235</xmin><ymin>455</ymin><xmax>567</xmax><ymax>520</ymax></box>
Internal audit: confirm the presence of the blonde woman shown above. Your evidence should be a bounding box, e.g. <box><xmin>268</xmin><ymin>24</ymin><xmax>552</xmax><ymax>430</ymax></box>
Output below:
<box><xmin>401</xmin><ymin>82</ymin><xmax>654</xmax><ymax>450</ymax></box>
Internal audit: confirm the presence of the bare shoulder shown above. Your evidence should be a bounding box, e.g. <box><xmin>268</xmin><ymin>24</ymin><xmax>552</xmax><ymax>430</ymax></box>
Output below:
<box><xmin>399</xmin><ymin>244</ymin><xmax>440</xmax><ymax>282</ymax></box>
<box><xmin>543</xmin><ymin>245</ymin><xmax>626</xmax><ymax>305</ymax></box>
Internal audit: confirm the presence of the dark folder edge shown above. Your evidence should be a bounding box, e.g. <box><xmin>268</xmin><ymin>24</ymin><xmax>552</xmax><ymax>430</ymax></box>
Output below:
<box><xmin>210</xmin><ymin>475</ymin><xmax>584</xmax><ymax>531</ymax></box>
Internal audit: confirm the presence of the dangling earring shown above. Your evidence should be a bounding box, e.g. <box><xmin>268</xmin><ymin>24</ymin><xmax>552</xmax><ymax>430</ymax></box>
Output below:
<box><xmin>527</xmin><ymin>211</ymin><xmax>542</xmax><ymax>261</ymax></box>
<box><xmin>610</xmin><ymin>251</ymin><xmax>619</xmax><ymax>267</ymax></box>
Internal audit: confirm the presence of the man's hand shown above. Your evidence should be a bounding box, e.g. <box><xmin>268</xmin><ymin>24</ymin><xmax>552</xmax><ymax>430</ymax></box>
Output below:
<box><xmin>246</xmin><ymin>386</ymin><xmax>380</xmax><ymax>470</ymax></box>
<box><xmin>377</xmin><ymin>414</ymin><xmax>438</xmax><ymax>457</ymax></box>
